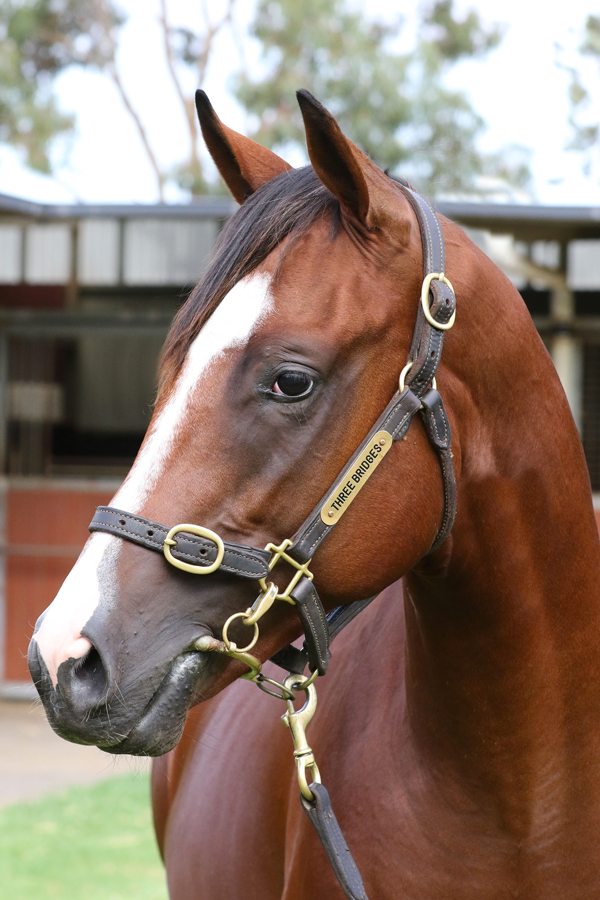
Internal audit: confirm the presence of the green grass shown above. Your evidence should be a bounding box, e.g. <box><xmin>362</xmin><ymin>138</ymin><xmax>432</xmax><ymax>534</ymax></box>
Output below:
<box><xmin>0</xmin><ymin>773</ymin><xmax>168</xmax><ymax>900</ymax></box>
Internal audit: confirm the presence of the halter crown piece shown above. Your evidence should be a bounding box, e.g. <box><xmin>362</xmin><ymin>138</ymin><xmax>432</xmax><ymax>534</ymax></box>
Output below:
<box><xmin>88</xmin><ymin>185</ymin><xmax>457</xmax><ymax>900</ymax></box>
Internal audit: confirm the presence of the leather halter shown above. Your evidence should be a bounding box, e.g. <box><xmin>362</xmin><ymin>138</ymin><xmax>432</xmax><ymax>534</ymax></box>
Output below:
<box><xmin>89</xmin><ymin>183</ymin><xmax>457</xmax><ymax>678</ymax></box>
<box><xmin>88</xmin><ymin>184</ymin><xmax>457</xmax><ymax>900</ymax></box>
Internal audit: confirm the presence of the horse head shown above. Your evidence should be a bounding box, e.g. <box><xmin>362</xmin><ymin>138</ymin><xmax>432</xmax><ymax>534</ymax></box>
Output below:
<box><xmin>28</xmin><ymin>91</ymin><xmax>460</xmax><ymax>755</ymax></box>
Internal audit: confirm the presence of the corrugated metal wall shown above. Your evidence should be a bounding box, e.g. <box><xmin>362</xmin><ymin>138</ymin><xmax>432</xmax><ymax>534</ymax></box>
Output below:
<box><xmin>123</xmin><ymin>219</ymin><xmax>219</xmax><ymax>285</ymax></box>
<box><xmin>0</xmin><ymin>217</ymin><xmax>220</xmax><ymax>286</ymax></box>
<box><xmin>0</xmin><ymin>226</ymin><xmax>21</xmax><ymax>284</ymax></box>
<box><xmin>78</xmin><ymin>219</ymin><xmax>120</xmax><ymax>285</ymax></box>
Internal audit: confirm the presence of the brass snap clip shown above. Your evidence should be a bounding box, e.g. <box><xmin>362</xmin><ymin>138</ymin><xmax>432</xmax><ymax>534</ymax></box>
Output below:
<box><xmin>281</xmin><ymin>674</ymin><xmax>321</xmax><ymax>801</ymax></box>
<box><xmin>242</xmin><ymin>582</ymin><xmax>279</xmax><ymax>626</ymax></box>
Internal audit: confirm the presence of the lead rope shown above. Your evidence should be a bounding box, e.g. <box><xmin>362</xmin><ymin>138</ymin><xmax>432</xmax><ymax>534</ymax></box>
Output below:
<box><xmin>195</xmin><ymin>603</ymin><xmax>368</xmax><ymax>900</ymax></box>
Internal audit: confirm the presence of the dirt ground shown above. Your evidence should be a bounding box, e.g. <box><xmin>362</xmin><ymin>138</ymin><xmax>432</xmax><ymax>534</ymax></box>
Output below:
<box><xmin>0</xmin><ymin>700</ymin><xmax>150</xmax><ymax>808</ymax></box>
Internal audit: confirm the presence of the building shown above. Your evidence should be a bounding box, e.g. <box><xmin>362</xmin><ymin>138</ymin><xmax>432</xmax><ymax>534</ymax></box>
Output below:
<box><xmin>1</xmin><ymin>192</ymin><xmax>599</xmax><ymax>695</ymax></box>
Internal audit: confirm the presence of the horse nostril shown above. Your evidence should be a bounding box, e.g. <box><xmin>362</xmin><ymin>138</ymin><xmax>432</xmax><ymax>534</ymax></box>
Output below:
<box><xmin>74</xmin><ymin>647</ymin><xmax>105</xmax><ymax>687</ymax></box>
<box><xmin>58</xmin><ymin>644</ymin><xmax>109</xmax><ymax>712</ymax></box>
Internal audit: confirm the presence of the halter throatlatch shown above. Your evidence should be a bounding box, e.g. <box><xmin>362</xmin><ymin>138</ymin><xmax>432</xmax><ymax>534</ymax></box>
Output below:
<box><xmin>88</xmin><ymin>184</ymin><xmax>456</xmax><ymax>900</ymax></box>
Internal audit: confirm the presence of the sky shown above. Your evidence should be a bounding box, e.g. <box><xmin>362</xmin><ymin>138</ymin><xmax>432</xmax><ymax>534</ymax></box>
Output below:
<box><xmin>1</xmin><ymin>0</ymin><xmax>599</xmax><ymax>206</ymax></box>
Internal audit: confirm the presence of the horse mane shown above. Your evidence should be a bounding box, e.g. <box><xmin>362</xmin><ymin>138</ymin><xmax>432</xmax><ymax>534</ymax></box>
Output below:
<box><xmin>159</xmin><ymin>166</ymin><xmax>341</xmax><ymax>390</ymax></box>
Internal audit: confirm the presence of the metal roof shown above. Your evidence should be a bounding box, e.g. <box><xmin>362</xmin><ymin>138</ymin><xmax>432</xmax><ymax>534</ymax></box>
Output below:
<box><xmin>3</xmin><ymin>191</ymin><xmax>600</xmax><ymax>241</ymax></box>
<box><xmin>0</xmin><ymin>192</ymin><xmax>237</xmax><ymax>220</ymax></box>
<box><xmin>437</xmin><ymin>201</ymin><xmax>600</xmax><ymax>242</ymax></box>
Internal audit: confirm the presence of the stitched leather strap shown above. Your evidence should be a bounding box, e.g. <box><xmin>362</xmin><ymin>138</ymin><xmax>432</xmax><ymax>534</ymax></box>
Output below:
<box><xmin>289</xmin><ymin>576</ymin><xmax>331</xmax><ymax>675</ymax></box>
<box><xmin>419</xmin><ymin>389</ymin><xmax>457</xmax><ymax>552</ymax></box>
<box><xmin>327</xmin><ymin>595</ymin><xmax>378</xmax><ymax>641</ymax></box>
<box><xmin>289</xmin><ymin>187</ymin><xmax>456</xmax><ymax>571</ymax></box>
<box><xmin>89</xmin><ymin>507</ymin><xmax>272</xmax><ymax>579</ymax></box>
<box><xmin>290</xmin><ymin>387</ymin><xmax>422</xmax><ymax>565</ymax></box>
<box><xmin>269</xmin><ymin>594</ymin><xmax>377</xmax><ymax>675</ymax></box>
<box><xmin>301</xmin><ymin>783</ymin><xmax>368</xmax><ymax>900</ymax></box>
<box><xmin>398</xmin><ymin>186</ymin><xmax>456</xmax><ymax>395</ymax></box>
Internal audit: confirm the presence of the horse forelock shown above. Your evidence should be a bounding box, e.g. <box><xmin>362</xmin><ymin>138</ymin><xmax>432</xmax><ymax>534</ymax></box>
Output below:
<box><xmin>159</xmin><ymin>166</ymin><xmax>341</xmax><ymax>394</ymax></box>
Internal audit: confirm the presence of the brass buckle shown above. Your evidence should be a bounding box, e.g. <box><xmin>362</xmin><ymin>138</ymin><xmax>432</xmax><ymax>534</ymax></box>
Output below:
<box><xmin>163</xmin><ymin>523</ymin><xmax>225</xmax><ymax>574</ymax></box>
<box><xmin>258</xmin><ymin>538</ymin><xmax>313</xmax><ymax>602</ymax></box>
<box><xmin>399</xmin><ymin>360</ymin><xmax>436</xmax><ymax>393</ymax></box>
<box><xmin>421</xmin><ymin>272</ymin><xmax>456</xmax><ymax>331</ymax></box>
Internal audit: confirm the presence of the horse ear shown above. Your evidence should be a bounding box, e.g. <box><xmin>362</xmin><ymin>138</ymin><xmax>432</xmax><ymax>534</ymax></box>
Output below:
<box><xmin>195</xmin><ymin>91</ymin><xmax>292</xmax><ymax>204</ymax></box>
<box><xmin>296</xmin><ymin>89</ymin><xmax>389</xmax><ymax>227</ymax></box>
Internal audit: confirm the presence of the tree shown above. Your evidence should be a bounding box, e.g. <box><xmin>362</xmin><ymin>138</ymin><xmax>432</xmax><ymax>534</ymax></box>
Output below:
<box><xmin>0</xmin><ymin>0</ymin><xmax>102</xmax><ymax>175</ymax></box>
<box><xmin>157</xmin><ymin>0</ymin><xmax>237</xmax><ymax>195</ymax></box>
<box><xmin>0</xmin><ymin>0</ymin><xmax>237</xmax><ymax>199</ymax></box>
<box><xmin>563</xmin><ymin>15</ymin><xmax>600</xmax><ymax>181</ymax></box>
<box><xmin>0</xmin><ymin>0</ymin><xmax>167</xmax><ymax>192</ymax></box>
<box><xmin>234</xmin><ymin>0</ymin><xmax>531</xmax><ymax>197</ymax></box>
<box><xmin>1</xmin><ymin>0</ymin><xmax>530</xmax><ymax>201</ymax></box>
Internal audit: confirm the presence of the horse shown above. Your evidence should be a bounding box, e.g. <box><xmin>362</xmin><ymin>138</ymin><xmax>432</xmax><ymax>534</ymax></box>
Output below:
<box><xmin>28</xmin><ymin>88</ymin><xmax>600</xmax><ymax>899</ymax></box>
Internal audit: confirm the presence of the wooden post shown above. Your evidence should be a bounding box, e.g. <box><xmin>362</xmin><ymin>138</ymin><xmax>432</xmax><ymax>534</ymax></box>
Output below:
<box><xmin>550</xmin><ymin>243</ymin><xmax>582</xmax><ymax>432</ymax></box>
<box><xmin>0</xmin><ymin>334</ymin><xmax>8</xmax><ymax>475</ymax></box>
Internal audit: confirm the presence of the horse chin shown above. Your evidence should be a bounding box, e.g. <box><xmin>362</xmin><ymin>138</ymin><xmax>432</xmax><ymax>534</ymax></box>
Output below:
<box><xmin>101</xmin><ymin>652</ymin><xmax>209</xmax><ymax>757</ymax></box>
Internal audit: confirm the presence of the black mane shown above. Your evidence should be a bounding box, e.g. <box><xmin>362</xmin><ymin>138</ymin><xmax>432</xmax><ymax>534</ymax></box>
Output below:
<box><xmin>160</xmin><ymin>166</ymin><xmax>340</xmax><ymax>387</ymax></box>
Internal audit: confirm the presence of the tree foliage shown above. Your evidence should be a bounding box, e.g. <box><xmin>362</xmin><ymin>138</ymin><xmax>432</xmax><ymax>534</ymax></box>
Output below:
<box><xmin>157</xmin><ymin>0</ymin><xmax>236</xmax><ymax>196</ymax></box>
<box><xmin>0</xmin><ymin>0</ymin><xmax>531</xmax><ymax>199</ymax></box>
<box><xmin>0</xmin><ymin>0</ymin><xmax>120</xmax><ymax>173</ymax></box>
<box><xmin>564</xmin><ymin>15</ymin><xmax>600</xmax><ymax>179</ymax></box>
<box><xmin>235</xmin><ymin>0</ymin><xmax>530</xmax><ymax>196</ymax></box>
<box><xmin>0</xmin><ymin>0</ymin><xmax>235</xmax><ymax>198</ymax></box>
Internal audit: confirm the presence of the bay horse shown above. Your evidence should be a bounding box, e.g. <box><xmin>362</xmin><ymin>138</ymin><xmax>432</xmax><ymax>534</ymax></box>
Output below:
<box><xmin>28</xmin><ymin>89</ymin><xmax>600</xmax><ymax>899</ymax></box>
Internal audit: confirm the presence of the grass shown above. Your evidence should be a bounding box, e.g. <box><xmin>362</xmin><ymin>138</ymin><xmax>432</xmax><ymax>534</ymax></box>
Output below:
<box><xmin>0</xmin><ymin>773</ymin><xmax>168</xmax><ymax>900</ymax></box>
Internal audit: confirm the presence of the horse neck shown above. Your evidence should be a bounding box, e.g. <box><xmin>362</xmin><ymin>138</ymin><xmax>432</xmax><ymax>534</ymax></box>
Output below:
<box><xmin>401</xmin><ymin>252</ymin><xmax>600</xmax><ymax>823</ymax></box>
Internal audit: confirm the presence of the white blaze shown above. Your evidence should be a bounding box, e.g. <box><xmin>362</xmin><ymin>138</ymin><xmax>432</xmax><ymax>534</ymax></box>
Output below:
<box><xmin>33</xmin><ymin>272</ymin><xmax>274</xmax><ymax>685</ymax></box>
<box><xmin>34</xmin><ymin>533</ymin><xmax>120</xmax><ymax>686</ymax></box>
<box><xmin>115</xmin><ymin>271</ymin><xmax>274</xmax><ymax>512</ymax></box>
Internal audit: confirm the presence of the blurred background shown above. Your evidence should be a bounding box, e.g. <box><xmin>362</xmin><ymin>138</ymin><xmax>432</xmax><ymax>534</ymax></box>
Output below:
<box><xmin>2</xmin><ymin>1</ymin><xmax>600</xmax><ymax>898</ymax></box>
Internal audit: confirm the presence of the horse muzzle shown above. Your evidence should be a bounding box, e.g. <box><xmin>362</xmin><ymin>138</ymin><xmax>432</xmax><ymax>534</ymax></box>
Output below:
<box><xmin>28</xmin><ymin>634</ymin><xmax>214</xmax><ymax>756</ymax></box>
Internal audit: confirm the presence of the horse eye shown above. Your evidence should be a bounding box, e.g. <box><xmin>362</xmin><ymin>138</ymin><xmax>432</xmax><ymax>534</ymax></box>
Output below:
<box><xmin>272</xmin><ymin>371</ymin><xmax>314</xmax><ymax>398</ymax></box>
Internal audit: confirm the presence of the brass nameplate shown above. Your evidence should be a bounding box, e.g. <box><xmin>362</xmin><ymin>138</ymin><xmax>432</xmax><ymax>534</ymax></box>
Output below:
<box><xmin>320</xmin><ymin>430</ymin><xmax>393</xmax><ymax>525</ymax></box>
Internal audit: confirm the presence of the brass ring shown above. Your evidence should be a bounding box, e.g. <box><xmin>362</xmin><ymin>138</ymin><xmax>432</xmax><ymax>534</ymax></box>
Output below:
<box><xmin>163</xmin><ymin>523</ymin><xmax>225</xmax><ymax>575</ymax></box>
<box><xmin>255</xmin><ymin>674</ymin><xmax>296</xmax><ymax>700</ymax></box>
<box><xmin>399</xmin><ymin>361</ymin><xmax>413</xmax><ymax>392</ymax></box>
<box><xmin>283</xmin><ymin>672</ymin><xmax>314</xmax><ymax>692</ymax></box>
<box><xmin>297</xmin><ymin>758</ymin><xmax>321</xmax><ymax>801</ymax></box>
<box><xmin>421</xmin><ymin>272</ymin><xmax>456</xmax><ymax>331</ymax></box>
<box><xmin>399</xmin><ymin>361</ymin><xmax>436</xmax><ymax>393</ymax></box>
<box><xmin>222</xmin><ymin>611</ymin><xmax>260</xmax><ymax>653</ymax></box>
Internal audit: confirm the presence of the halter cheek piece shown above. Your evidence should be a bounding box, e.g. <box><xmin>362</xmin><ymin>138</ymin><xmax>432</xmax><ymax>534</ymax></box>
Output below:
<box><xmin>88</xmin><ymin>185</ymin><xmax>456</xmax><ymax>900</ymax></box>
